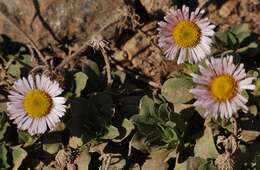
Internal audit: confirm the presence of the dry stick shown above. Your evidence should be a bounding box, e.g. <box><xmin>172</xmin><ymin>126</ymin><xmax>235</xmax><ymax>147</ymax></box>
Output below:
<box><xmin>104</xmin><ymin>154</ymin><xmax>112</xmax><ymax>170</ymax></box>
<box><xmin>231</xmin><ymin>115</ymin><xmax>238</xmax><ymax>136</ymax></box>
<box><xmin>55</xmin><ymin>39</ymin><xmax>91</xmax><ymax>71</ymax></box>
<box><xmin>115</xmin><ymin>64</ymin><xmax>161</xmax><ymax>89</ymax></box>
<box><xmin>0</xmin><ymin>10</ymin><xmax>48</xmax><ymax>66</ymax></box>
<box><xmin>4</xmin><ymin>58</ymin><xmax>15</xmax><ymax>70</ymax></box>
<box><xmin>101</xmin><ymin>49</ymin><xmax>112</xmax><ymax>87</ymax></box>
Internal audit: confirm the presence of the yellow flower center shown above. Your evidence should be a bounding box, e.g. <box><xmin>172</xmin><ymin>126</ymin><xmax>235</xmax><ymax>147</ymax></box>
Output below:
<box><xmin>23</xmin><ymin>89</ymin><xmax>52</xmax><ymax>118</ymax></box>
<box><xmin>210</xmin><ymin>75</ymin><xmax>237</xmax><ymax>101</ymax></box>
<box><xmin>172</xmin><ymin>21</ymin><xmax>201</xmax><ymax>48</ymax></box>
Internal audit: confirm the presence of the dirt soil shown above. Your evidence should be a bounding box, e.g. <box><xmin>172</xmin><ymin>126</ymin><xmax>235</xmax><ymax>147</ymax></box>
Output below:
<box><xmin>0</xmin><ymin>0</ymin><xmax>259</xmax><ymax>84</ymax></box>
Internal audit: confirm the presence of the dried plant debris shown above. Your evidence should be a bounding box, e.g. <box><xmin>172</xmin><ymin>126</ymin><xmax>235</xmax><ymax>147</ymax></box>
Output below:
<box><xmin>0</xmin><ymin>0</ymin><xmax>259</xmax><ymax>170</ymax></box>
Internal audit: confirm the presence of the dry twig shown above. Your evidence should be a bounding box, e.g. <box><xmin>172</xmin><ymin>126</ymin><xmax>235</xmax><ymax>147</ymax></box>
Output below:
<box><xmin>115</xmin><ymin>64</ymin><xmax>161</xmax><ymax>89</ymax></box>
<box><xmin>55</xmin><ymin>39</ymin><xmax>92</xmax><ymax>71</ymax></box>
<box><xmin>101</xmin><ymin>49</ymin><xmax>113</xmax><ymax>87</ymax></box>
<box><xmin>0</xmin><ymin>5</ymin><xmax>48</xmax><ymax>66</ymax></box>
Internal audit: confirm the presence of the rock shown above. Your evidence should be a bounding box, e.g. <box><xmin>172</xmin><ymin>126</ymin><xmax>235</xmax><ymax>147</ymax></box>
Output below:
<box><xmin>140</xmin><ymin>0</ymin><xmax>172</xmax><ymax>14</ymax></box>
<box><xmin>0</xmin><ymin>0</ymin><xmax>127</xmax><ymax>48</ymax></box>
<box><xmin>219</xmin><ymin>0</ymin><xmax>239</xmax><ymax>18</ymax></box>
<box><xmin>122</xmin><ymin>31</ymin><xmax>150</xmax><ymax>60</ymax></box>
<box><xmin>198</xmin><ymin>0</ymin><xmax>210</xmax><ymax>7</ymax></box>
<box><xmin>122</xmin><ymin>22</ymin><xmax>180</xmax><ymax>83</ymax></box>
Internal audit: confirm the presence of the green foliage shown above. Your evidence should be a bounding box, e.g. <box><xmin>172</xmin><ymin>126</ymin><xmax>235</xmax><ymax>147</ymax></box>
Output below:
<box><xmin>162</xmin><ymin>77</ymin><xmax>193</xmax><ymax>104</ymax></box>
<box><xmin>0</xmin><ymin>7</ymin><xmax>259</xmax><ymax>169</ymax></box>
<box><xmin>74</xmin><ymin>72</ymin><xmax>88</xmax><ymax>97</ymax></box>
<box><xmin>0</xmin><ymin>143</ymin><xmax>9</xmax><ymax>169</ymax></box>
<box><xmin>18</xmin><ymin>131</ymin><xmax>39</xmax><ymax>147</ymax></box>
<box><xmin>12</xmin><ymin>146</ymin><xmax>27</xmax><ymax>170</ymax></box>
<box><xmin>68</xmin><ymin>92</ymin><xmax>121</xmax><ymax>142</ymax></box>
<box><xmin>215</xmin><ymin>24</ymin><xmax>250</xmax><ymax>50</ymax></box>
<box><xmin>194</xmin><ymin>121</ymin><xmax>219</xmax><ymax>159</ymax></box>
<box><xmin>132</xmin><ymin>96</ymin><xmax>185</xmax><ymax>148</ymax></box>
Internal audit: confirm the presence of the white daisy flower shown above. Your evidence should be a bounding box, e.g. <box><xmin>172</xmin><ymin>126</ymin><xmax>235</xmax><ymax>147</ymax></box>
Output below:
<box><xmin>7</xmin><ymin>74</ymin><xmax>66</xmax><ymax>135</ymax></box>
<box><xmin>158</xmin><ymin>5</ymin><xmax>215</xmax><ymax>64</ymax></box>
<box><xmin>190</xmin><ymin>56</ymin><xmax>255</xmax><ymax>119</ymax></box>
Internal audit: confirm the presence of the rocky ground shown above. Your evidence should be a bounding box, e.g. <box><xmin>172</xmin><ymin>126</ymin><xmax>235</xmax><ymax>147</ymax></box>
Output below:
<box><xmin>0</xmin><ymin>0</ymin><xmax>259</xmax><ymax>84</ymax></box>
<box><xmin>0</xmin><ymin>0</ymin><xmax>260</xmax><ymax>169</ymax></box>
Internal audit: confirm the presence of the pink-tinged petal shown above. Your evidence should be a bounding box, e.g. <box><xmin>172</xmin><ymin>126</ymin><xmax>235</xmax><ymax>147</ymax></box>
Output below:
<box><xmin>226</xmin><ymin>101</ymin><xmax>233</xmax><ymax>118</ymax></box>
<box><xmin>20</xmin><ymin>117</ymin><xmax>33</xmax><ymax>130</ymax></box>
<box><xmin>53</xmin><ymin>97</ymin><xmax>66</xmax><ymax>105</ymax></box>
<box><xmin>191</xmin><ymin>56</ymin><xmax>254</xmax><ymax>119</ymax></box>
<box><xmin>158</xmin><ymin>5</ymin><xmax>214</xmax><ymax>64</ymax></box>
<box><xmin>7</xmin><ymin>74</ymin><xmax>66</xmax><ymax>135</ymax></box>
<box><xmin>37</xmin><ymin>118</ymin><xmax>47</xmax><ymax>134</ymax></box>
<box><xmin>192</xmin><ymin>73</ymin><xmax>211</xmax><ymax>84</ymax></box>
<box><xmin>14</xmin><ymin>79</ymin><xmax>28</xmax><ymax>94</ymax></box>
<box><xmin>36</xmin><ymin>74</ymin><xmax>42</xmax><ymax>89</ymax></box>
<box><xmin>22</xmin><ymin>77</ymin><xmax>32</xmax><ymax>91</ymax></box>
<box><xmin>239</xmin><ymin>77</ymin><xmax>255</xmax><ymax>86</ymax></box>
<box><xmin>177</xmin><ymin>48</ymin><xmax>186</xmax><ymax>64</ymax></box>
<box><xmin>28</xmin><ymin>75</ymin><xmax>35</xmax><ymax>89</ymax></box>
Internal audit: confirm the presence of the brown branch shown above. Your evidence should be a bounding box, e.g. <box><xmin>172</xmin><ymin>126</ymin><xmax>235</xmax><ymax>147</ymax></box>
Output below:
<box><xmin>0</xmin><ymin>8</ymin><xmax>48</xmax><ymax>66</ymax></box>
<box><xmin>231</xmin><ymin>116</ymin><xmax>238</xmax><ymax>136</ymax></box>
<box><xmin>55</xmin><ymin>39</ymin><xmax>91</xmax><ymax>71</ymax></box>
<box><xmin>101</xmin><ymin>49</ymin><xmax>112</xmax><ymax>87</ymax></box>
<box><xmin>114</xmin><ymin>64</ymin><xmax>161</xmax><ymax>89</ymax></box>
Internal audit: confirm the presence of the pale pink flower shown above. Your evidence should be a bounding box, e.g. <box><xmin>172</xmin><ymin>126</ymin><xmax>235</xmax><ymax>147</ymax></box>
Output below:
<box><xmin>7</xmin><ymin>74</ymin><xmax>66</xmax><ymax>135</ymax></box>
<box><xmin>191</xmin><ymin>56</ymin><xmax>255</xmax><ymax>119</ymax></box>
<box><xmin>158</xmin><ymin>5</ymin><xmax>215</xmax><ymax>64</ymax></box>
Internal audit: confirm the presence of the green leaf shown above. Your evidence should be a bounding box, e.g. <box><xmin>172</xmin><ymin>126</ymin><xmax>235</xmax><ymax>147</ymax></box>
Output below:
<box><xmin>238</xmin><ymin>41</ymin><xmax>260</xmax><ymax>57</ymax></box>
<box><xmin>113</xmin><ymin>118</ymin><xmax>135</xmax><ymax>142</ymax></box>
<box><xmin>139</xmin><ymin>95</ymin><xmax>155</xmax><ymax>116</ymax></box>
<box><xmin>132</xmin><ymin>96</ymin><xmax>183</xmax><ymax>148</ymax></box>
<box><xmin>162</xmin><ymin>77</ymin><xmax>193</xmax><ymax>104</ymax></box>
<box><xmin>0</xmin><ymin>143</ymin><xmax>9</xmax><ymax>169</ymax></box>
<box><xmin>0</xmin><ymin>112</ymin><xmax>9</xmax><ymax>140</ymax></box>
<box><xmin>69</xmin><ymin>98</ymin><xmax>104</xmax><ymax>139</ymax></box>
<box><xmin>130</xmin><ymin>133</ymin><xmax>149</xmax><ymax>153</ymax></box>
<box><xmin>113</xmin><ymin>70</ymin><xmax>126</xmax><ymax>84</ymax></box>
<box><xmin>158</xmin><ymin>103</ymin><xmax>170</xmax><ymax>122</ymax></box>
<box><xmin>194</xmin><ymin>122</ymin><xmax>219</xmax><ymax>159</ymax></box>
<box><xmin>12</xmin><ymin>146</ymin><xmax>27</xmax><ymax>170</ymax></box>
<box><xmin>230</xmin><ymin>24</ymin><xmax>250</xmax><ymax>43</ymax></box>
<box><xmin>82</xmin><ymin>59</ymin><xmax>101</xmax><ymax>89</ymax></box>
<box><xmin>43</xmin><ymin>143</ymin><xmax>61</xmax><ymax>155</ymax></box>
<box><xmin>7</xmin><ymin>62</ymin><xmax>22</xmax><ymax>79</ymax></box>
<box><xmin>230</xmin><ymin>23</ymin><xmax>249</xmax><ymax>35</ymax></box>
<box><xmin>248</xmin><ymin>105</ymin><xmax>258</xmax><ymax>116</ymax></box>
<box><xmin>74</xmin><ymin>72</ymin><xmax>88</xmax><ymax>97</ymax></box>
<box><xmin>227</xmin><ymin>32</ymin><xmax>238</xmax><ymax>48</ymax></box>
<box><xmin>101</xmin><ymin>125</ymin><xmax>119</xmax><ymax>140</ymax></box>
<box><xmin>18</xmin><ymin>131</ymin><xmax>39</xmax><ymax>147</ymax></box>
<box><xmin>215</xmin><ymin>31</ymin><xmax>228</xmax><ymax>47</ymax></box>
<box><xmin>169</xmin><ymin>112</ymin><xmax>185</xmax><ymax>132</ymax></box>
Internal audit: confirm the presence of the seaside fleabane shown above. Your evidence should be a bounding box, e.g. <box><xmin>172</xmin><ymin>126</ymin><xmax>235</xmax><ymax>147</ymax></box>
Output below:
<box><xmin>191</xmin><ymin>56</ymin><xmax>255</xmax><ymax>119</ymax></box>
<box><xmin>7</xmin><ymin>74</ymin><xmax>66</xmax><ymax>135</ymax></box>
<box><xmin>158</xmin><ymin>5</ymin><xmax>215</xmax><ymax>64</ymax></box>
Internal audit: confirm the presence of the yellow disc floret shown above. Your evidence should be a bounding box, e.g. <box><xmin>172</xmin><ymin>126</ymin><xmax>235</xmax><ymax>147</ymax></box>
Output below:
<box><xmin>172</xmin><ymin>21</ymin><xmax>201</xmax><ymax>48</ymax></box>
<box><xmin>23</xmin><ymin>89</ymin><xmax>52</xmax><ymax>118</ymax></box>
<box><xmin>210</xmin><ymin>75</ymin><xmax>237</xmax><ymax>101</ymax></box>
